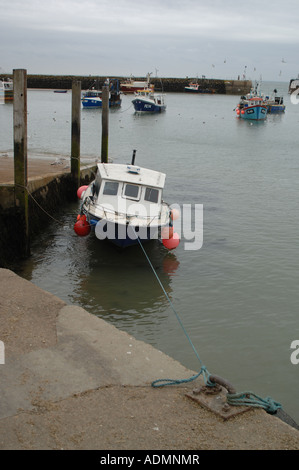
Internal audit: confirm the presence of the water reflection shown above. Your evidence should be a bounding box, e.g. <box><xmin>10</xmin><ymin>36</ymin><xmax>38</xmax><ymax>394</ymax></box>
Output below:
<box><xmin>15</xmin><ymin>203</ymin><xmax>180</xmax><ymax>334</ymax></box>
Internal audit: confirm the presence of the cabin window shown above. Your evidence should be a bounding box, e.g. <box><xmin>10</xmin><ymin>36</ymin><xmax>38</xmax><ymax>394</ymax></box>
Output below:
<box><xmin>103</xmin><ymin>181</ymin><xmax>119</xmax><ymax>195</ymax></box>
<box><xmin>144</xmin><ymin>187</ymin><xmax>159</xmax><ymax>203</ymax></box>
<box><xmin>123</xmin><ymin>184</ymin><xmax>140</xmax><ymax>200</ymax></box>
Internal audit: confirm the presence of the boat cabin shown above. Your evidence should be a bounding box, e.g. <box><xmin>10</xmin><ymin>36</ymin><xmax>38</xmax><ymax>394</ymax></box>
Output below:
<box><xmin>91</xmin><ymin>163</ymin><xmax>166</xmax><ymax>218</ymax></box>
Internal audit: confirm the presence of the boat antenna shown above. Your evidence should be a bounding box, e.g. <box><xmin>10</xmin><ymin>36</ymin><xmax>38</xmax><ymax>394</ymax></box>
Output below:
<box><xmin>131</xmin><ymin>149</ymin><xmax>136</xmax><ymax>165</ymax></box>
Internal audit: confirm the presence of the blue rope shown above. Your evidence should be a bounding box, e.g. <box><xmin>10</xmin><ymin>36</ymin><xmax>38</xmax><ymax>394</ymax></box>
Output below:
<box><xmin>227</xmin><ymin>392</ymin><xmax>282</xmax><ymax>414</ymax></box>
<box><xmin>136</xmin><ymin>237</ymin><xmax>214</xmax><ymax>388</ymax></box>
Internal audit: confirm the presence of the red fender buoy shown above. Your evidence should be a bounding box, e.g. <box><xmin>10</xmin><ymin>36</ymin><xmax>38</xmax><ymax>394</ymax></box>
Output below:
<box><xmin>74</xmin><ymin>214</ymin><xmax>91</xmax><ymax>237</ymax></box>
<box><xmin>77</xmin><ymin>185</ymin><xmax>89</xmax><ymax>199</ymax></box>
<box><xmin>162</xmin><ymin>232</ymin><xmax>180</xmax><ymax>250</ymax></box>
<box><xmin>161</xmin><ymin>226</ymin><xmax>174</xmax><ymax>239</ymax></box>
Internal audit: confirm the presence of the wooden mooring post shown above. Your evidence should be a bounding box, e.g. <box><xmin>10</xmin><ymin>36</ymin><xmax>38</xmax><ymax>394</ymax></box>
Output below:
<box><xmin>13</xmin><ymin>68</ymin><xmax>30</xmax><ymax>257</ymax></box>
<box><xmin>101</xmin><ymin>83</ymin><xmax>109</xmax><ymax>163</ymax></box>
<box><xmin>71</xmin><ymin>80</ymin><xmax>81</xmax><ymax>187</ymax></box>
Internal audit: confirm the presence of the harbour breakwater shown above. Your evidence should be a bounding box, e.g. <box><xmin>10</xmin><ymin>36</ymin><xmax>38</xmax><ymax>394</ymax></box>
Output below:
<box><xmin>0</xmin><ymin>74</ymin><xmax>252</xmax><ymax>95</ymax></box>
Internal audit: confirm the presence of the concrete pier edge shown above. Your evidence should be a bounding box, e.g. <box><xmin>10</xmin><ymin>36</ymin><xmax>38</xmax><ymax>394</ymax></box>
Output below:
<box><xmin>0</xmin><ymin>267</ymin><xmax>299</xmax><ymax>450</ymax></box>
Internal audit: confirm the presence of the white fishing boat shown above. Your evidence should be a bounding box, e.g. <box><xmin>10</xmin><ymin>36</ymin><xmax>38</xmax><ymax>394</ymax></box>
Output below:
<box><xmin>74</xmin><ymin>152</ymin><xmax>179</xmax><ymax>249</ymax></box>
<box><xmin>0</xmin><ymin>78</ymin><xmax>13</xmax><ymax>101</ymax></box>
<box><xmin>132</xmin><ymin>89</ymin><xmax>166</xmax><ymax>113</ymax></box>
<box><xmin>120</xmin><ymin>73</ymin><xmax>154</xmax><ymax>94</ymax></box>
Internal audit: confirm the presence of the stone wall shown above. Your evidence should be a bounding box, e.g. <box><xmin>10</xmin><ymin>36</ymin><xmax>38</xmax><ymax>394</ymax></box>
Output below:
<box><xmin>0</xmin><ymin>166</ymin><xmax>96</xmax><ymax>266</ymax></box>
<box><xmin>1</xmin><ymin>74</ymin><xmax>252</xmax><ymax>94</ymax></box>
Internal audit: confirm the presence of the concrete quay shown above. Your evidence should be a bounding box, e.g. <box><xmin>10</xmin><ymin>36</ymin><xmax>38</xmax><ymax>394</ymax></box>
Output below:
<box><xmin>0</xmin><ymin>268</ymin><xmax>298</xmax><ymax>450</ymax></box>
<box><xmin>0</xmin><ymin>155</ymin><xmax>97</xmax><ymax>265</ymax></box>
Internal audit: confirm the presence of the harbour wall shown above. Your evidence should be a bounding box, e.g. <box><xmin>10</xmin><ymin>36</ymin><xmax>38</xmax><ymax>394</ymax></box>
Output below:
<box><xmin>0</xmin><ymin>165</ymin><xmax>96</xmax><ymax>266</ymax></box>
<box><xmin>0</xmin><ymin>74</ymin><xmax>252</xmax><ymax>95</ymax></box>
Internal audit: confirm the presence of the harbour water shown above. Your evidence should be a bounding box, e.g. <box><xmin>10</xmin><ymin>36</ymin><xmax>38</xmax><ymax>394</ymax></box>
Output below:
<box><xmin>1</xmin><ymin>82</ymin><xmax>299</xmax><ymax>423</ymax></box>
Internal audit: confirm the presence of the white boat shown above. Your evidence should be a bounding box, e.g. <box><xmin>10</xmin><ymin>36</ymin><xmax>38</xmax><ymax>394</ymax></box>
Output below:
<box><xmin>0</xmin><ymin>78</ymin><xmax>13</xmax><ymax>101</ymax></box>
<box><xmin>132</xmin><ymin>89</ymin><xmax>166</xmax><ymax>113</ymax></box>
<box><xmin>120</xmin><ymin>73</ymin><xmax>154</xmax><ymax>94</ymax></box>
<box><xmin>74</xmin><ymin>152</ymin><xmax>178</xmax><ymax>249</ymax></box>
<box><xmin>184</xmin><ymin>81</ymin><xmax>215</xmax><ymax>94</ymax></box>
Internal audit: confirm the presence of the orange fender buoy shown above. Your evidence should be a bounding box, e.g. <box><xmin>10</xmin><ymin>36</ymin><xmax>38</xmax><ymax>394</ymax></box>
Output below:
<box><xmin>162</xmin><ymin>232</ymin><xmax>180</xmax><ymax>250</ymax></box>
<box><xmin>77</xmin><ymin>185</ymin><xmax>89</xmax><ymax>199</ymax></box>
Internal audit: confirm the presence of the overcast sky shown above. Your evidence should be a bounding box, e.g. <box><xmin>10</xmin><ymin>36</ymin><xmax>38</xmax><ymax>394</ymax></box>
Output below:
<box><xmin>1</xmin><ymin>0</ymin><xmax>298</xmax><ymax>81</ymax></box>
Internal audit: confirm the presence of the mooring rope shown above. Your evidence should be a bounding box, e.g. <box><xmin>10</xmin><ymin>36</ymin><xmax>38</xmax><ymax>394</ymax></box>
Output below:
<box><xmin>15</xmin><ymin>184</ymin><xmax>65</xmax><ymax>225</ymax></box>
<box><xmin>227</xmin><ymin>392</ymin><xmax>282</xmax><ymax>414</ymax></box>
<box><xmin>14</xmin><ymin>189</ymin><xmax>282</xmax><ymax>415</ymax></box>
<box><xmin>136</xmin><ymin>236</ymin><xmax>282</xmax><ymax>414</ymax></box>
<box><xmin>135</xmin><ymin>236</ymin><xmax>214</xmax><ymax>389</ymax></box>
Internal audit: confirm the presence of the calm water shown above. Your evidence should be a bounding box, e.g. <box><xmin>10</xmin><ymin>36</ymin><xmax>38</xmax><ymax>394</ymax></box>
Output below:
<box><xmin>1</xmin><ymin>82</ymin><xmax>299</xmax><ymax>423</ymax></box>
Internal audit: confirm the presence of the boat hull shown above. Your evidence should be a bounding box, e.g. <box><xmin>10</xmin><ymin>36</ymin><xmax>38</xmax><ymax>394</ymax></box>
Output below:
<box><xmin>88</xmin><ymin>217</ymin><xmax>161</xmax><ymax>248</ymax></box>
<box><xmin>267</xmin><ymin>104</ymin><xmax>285</xmax><ymax>114</ymax></box>
<box><xmin>132</xmin><ymin>99</ymin><xmax>166</xmax><ymax>113</ymax></box>
<box><xmin>82</xmin><ymin>98</ymin><xmax>122</xmax><ymax>108</ymax></box>
<box><xmin>121</xmin><ymin>84</ymin><xmax>154</xmax><ymax>94</ymax></box>
<box><xmin>185</xmin><ymin>87</ymin><xmax>215</xmax><ymax>93</ymax></box>
<box><xmin>238</xmin><ymin>105</ymin><xmax>267</xmax><ymax>120</ymax></box>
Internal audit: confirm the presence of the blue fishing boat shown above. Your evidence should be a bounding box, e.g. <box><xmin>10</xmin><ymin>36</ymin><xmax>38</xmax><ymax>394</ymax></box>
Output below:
<box><xmin>82</xmin><ymin>79</ymin><xmax>121</xmax><ymax>109</ymax></box>
<box><xmin>236</xmin><ymin>95</ymin><xmax>267</xmax><ymax>120</ymax></box>
<box><xmin>264</xmin><ymin>90</ymin><xmax>285</xmax><ymax>114</ymax></box>
<box><xmin>132</xmin><ymin>89</ymin><xmax>166</xmax><ymax>113</ymax></box>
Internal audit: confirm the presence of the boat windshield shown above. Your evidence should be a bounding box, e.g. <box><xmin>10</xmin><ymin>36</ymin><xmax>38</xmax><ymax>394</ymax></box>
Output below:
<box><xmin>123</xmin><ymin>184</ymin><xmax>140</xmax><ymax>200</ymax></box>
<box><xmin>144</xmin><ymin>187</ymin><xmax>159</xmax><ymax>203</ymax></box>
<box><xmin>103</xmin><ymin>181</ymin><xmax>119</xmax><ymax>195</ymax></box>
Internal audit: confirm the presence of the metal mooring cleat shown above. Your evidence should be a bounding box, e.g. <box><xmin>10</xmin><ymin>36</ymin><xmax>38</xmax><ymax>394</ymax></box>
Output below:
<box><xmin>186</xmin><ymin>375</ymin><xmax>252</xmax><ymax>420</ymax></box>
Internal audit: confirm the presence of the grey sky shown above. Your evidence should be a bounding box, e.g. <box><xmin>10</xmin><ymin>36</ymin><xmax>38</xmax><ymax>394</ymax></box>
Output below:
<box><xmin>1</xmin><ymin>0</ymin><xmax>298</xmax><ymax>81</ymax></box>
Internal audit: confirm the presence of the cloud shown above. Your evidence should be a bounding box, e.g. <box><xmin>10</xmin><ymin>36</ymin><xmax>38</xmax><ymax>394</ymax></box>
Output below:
<box><xmin>0</xmin><ymin>0</ymin><xmax>298</xmax><ymax>79</ymax></box>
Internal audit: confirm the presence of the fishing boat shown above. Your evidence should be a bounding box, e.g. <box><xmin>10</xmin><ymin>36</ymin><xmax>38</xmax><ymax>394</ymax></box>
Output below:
<box><xmin>264</xmin><ymin>90</ymin><xmax>285</xmax><ymax>113</ymax></box>
<box><xmin>184</xmin><ymin>81</ymin><xmax>215</xmax><ymax>94</ymax></box>
<box><xmin>235</xmin><ymin>93</ymin><xmax>267</xmax><ymax>120</ymax></box>
<box><xmin>235</xmin><ymin>81</ymin><xmax>268</xmax><ymax>120</ymax></box>
<box><xmin>0</xmin><ymin>78</ymin><xmax>13</xmax><ymax>101</ymax></box>
<box><xmin>120</xmin><ymin>73</ymin><xmax>154</xmax><ymax>94</ymax></box>
<box><xmin>132</xmin><ymin>89</ymin><xmax>166</xmax><ymax>113</ymax></box>
<box><xmin>74</xmin><ymin>151</ymin><xmax>179</xmax><ymax>249</ymax></box>
<box><xmin>82</xmin><ymin>79</ymin><xmax>121</xmax><ymax>108</ymax></box>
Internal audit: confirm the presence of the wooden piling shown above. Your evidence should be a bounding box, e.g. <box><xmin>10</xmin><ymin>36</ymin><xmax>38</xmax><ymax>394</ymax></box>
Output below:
<box><xmin>13</xmin><ymin>68</ymin><xmax>30</xmax><ymax>257</ymax></box>
<box><xmin>71</xmin><ymin>80</ymin><xmax>81</xmax><ymax>187</ymax></box>
<box><xmin>101</xmin><ymin>83</ymin><xmax>109</xmax><ymax>163</ymax></box>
